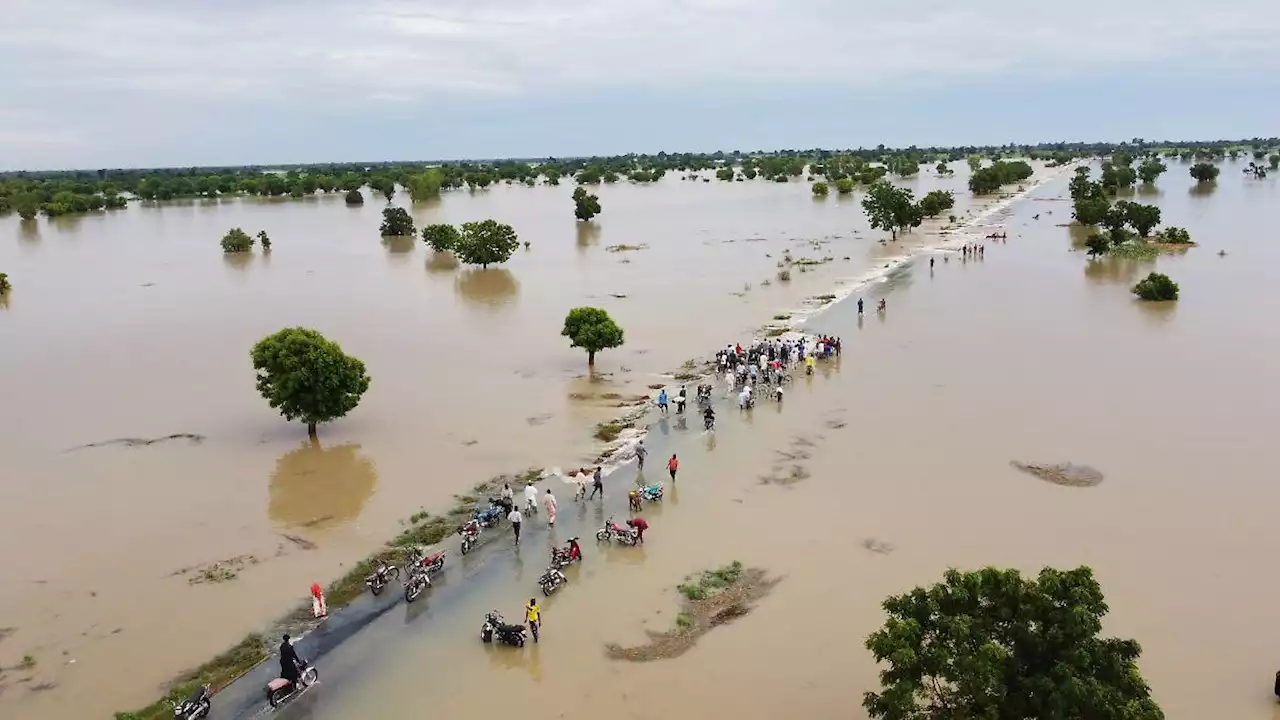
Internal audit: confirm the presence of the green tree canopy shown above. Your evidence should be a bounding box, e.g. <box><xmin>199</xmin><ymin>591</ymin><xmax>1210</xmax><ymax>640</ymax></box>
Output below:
<box><xmin>811</xmin><ymin>181</ymin><xmax>829</xmax><ymax>197</ymax></box>
<box><xmin>969</xmin><ymin>160</ymin><xmax>1034</xmax><ymax>195</ymax></box>
<box><xmin>861</xmin><ymin>181</ymin><xmax>919</xmax><ymax>240</ymax></box>
<box><xmin>406</xmin><ymin>169</ymin><xmax>443</xmax><ymax>202</ymax></box>
<box><xmin>935</xmin><ymin>161</ymin><xmax>953</xmax><ymax>176</ymax></box>
<box><xmin>1269</xmin><ymin>154</ymin><xmax>1280</xmax><ymax>170</ymax></box>
<box><xmin>573</xmin><ymin>186</ymin><xmax>602</xmax><ymax>221</ymax></box>
<box><xmin>864</xmin><ymin>566</ymin><xmax>1164</xmax><ymax>720</ymax></box>
<box><xmin>1084</xmin><ymin>232</ymin><xmax>1113</xmax><ymax>258</ymax></box>
<box><xmin>561</xmin><ymin>307</ymin><xmax>625</xmax><ymax>366</ymax></box>
<box><xmin>1116</xmin><ymin>201</ymin><xmax>1161</xmax><ymax>237</ymax></box>
<box><xmin>917</xmin><ymin>190</ymin><xmax>955</xmax><ymax>218</ymax></box>
<box><xmin>1133</xmin><ymin>272</ymin><xmax>1179</xmax><ymax>301</ymax></box>
<box><xmin>251</xmin><ymin>327</ymin><xmax>371</xmax><ymax>439</ymax></box>
<box><xmin>257</xmin><ymin>230</ymin><xmax>272</xmax><ymax>250</ymax></box>
<box><xmin>1137</xmin><ymin>159</ymin><xmax>1167</xmax><ymax>184</ymax></box>
<box><xmin>220</xmin><ymin>227</ymin><xmax>254</xmax><ymax>253</ymax></box>
<box><xmin>1189</xmin><ymin>162</ymin><xmax>1220</xmax><ymax>183</ymax></box>
<box><xmin>344</xmin><ymin>188</ymin><xmax>364</xmax><ymax>205</ymax></box>
<box><xmin>421</xmin><ymin>223</ymin><xmax>461</xmax><ymax>252</ymax></box>
<box><xmin>715</xmin><ymin>167</ymin><xmax>735</xmax><ymax>181</ymax></box>
<box><xmin>835</xmin><ymin>177</ymin><xmax>855</xmax><ymax>194</ymax></box>
<box><xmin>1160</xmin><ymin>227</ymin><xmax>1192</xmax><ymax>244</ymax></box>
<box><xmin>379</xmin><ymin>206</ymin><xmax>415</xmax><ymax>237</ymax></box>
<box><xmin>0</xmin><ymin>272</ymin><xmax>11</xmax><ymax>294</ymax></box>
<box><xmin>455</xmin><ymin>219</ymin><xmax>519</xmax><ymax>268</ymax></box>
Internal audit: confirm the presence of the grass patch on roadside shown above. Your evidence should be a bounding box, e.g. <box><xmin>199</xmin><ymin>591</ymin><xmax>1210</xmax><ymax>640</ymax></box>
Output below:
<box><xmin>114</xmin><ymin>634</ymin><xmax>268</xmax><ymax>720</ymax></box>
<box><xmin>595</xmin><ymin>419</ymin><xmax>633</xmax><ymax>442</ymax></box>
<box><xmin>604</xmin><ymin>561</ymin><xmax>778</xmax><ymax>662</ymax></box>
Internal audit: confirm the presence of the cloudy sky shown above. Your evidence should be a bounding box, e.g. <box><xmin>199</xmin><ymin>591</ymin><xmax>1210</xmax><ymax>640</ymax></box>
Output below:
<box><xmin>3</xmin><ymin>0</ymin><xmax>1278</xmax><ymax>170</ymax></box>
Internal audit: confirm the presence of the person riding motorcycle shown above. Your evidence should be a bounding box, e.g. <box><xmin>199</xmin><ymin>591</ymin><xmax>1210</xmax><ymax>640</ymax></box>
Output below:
<box><xmin>703</xmin><ymin>405</ymin><xmax>715</xmax><ymax>427</ymax></box>
<box><xmin>279</xmin><ymin>634</ymin><xmax>303</xmax><ymax>684</ymax></box>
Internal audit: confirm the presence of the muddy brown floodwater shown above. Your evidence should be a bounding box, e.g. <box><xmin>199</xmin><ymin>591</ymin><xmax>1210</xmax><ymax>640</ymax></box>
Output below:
<box><xmin>296</xmin><ymin>162</ymin><xmax>1280</xmax><ymax>720</ymax></box>
<box><xmin>0</xmin><ymin>163</ymin><xmax>1031</xmax><ymax>718</ymax></box>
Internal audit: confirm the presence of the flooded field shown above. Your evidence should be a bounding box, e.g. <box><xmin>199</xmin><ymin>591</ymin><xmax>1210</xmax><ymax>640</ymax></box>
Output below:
<box><xmin>262</xmin><ymin>163</ymin><xmax>1279</xmax><ymax>720</ymax></box>
<box><xmin>0</xmin><ymin>164</ymin><xmax>1037</xmax><ymax>718</ymax></box>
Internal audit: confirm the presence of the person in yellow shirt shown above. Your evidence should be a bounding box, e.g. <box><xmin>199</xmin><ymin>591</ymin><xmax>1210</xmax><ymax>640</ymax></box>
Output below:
<box><xmin>525</xmin><ymin>598</ymin><xmax>541</xmax><ymax>643</ymax></box>
<box><xmin>804</xmin><ymin>354</ymin><xmax>815</xmax><ymax>375</ymax></box>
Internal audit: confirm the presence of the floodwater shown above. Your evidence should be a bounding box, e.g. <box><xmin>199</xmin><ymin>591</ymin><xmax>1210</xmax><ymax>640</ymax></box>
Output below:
<box><xmin>230</xmin><ymin>160</ymin><xmax>1276</xmax><ymax>720</ymax></box>
<box><xmin>0</xmin><ymin>163</ymin><xmax>1027</xmax><ymax>719</ymax></box>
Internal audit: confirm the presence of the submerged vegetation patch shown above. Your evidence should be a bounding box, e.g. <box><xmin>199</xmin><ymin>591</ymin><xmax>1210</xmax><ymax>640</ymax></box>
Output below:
<box><xmin>1011</xmin><ymin>461</ymin><xmax>1104</xmax><ymax>488</ymax></box>
<box><xmin>605</xmin><ymin>562</ymin><xmax>779</xmax><ymax>662</ymax></box>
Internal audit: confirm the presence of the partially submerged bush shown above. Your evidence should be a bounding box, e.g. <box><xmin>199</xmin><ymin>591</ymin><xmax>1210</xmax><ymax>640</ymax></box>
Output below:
<box><xmin>1132</xmin><ymin>272</ymin><xmax>1179</xmax><ymax>301</ymax></box>
<box><xmin>1160</xmin><ymin>227</ymin><xmax>1192</xmax><ymax>244</ymax></box>
<box><xmin>220</xmin><ymin>227</ymin><xmax>254</xmax><ymax>253</ymax></box>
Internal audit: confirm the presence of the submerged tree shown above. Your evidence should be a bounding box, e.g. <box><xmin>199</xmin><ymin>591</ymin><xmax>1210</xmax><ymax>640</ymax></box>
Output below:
<box><xmin>406</xmin><ymin>169</ymin><xmax>443</xmax><ymax>202</ymax></box>
<box><xmin>1160</xmin><ymin>227</ymin><xmax>1193</xmax><ymax>245</ymax></box>
<box><xmin>917</xmin><ymin>189</ymin><xmax>954</xmax><ymax>218</ymax></box>
<box><xmin>1270</xmin><ymin>154</ymin><xmax>1280</xmax><ymax>170</ymax></box>
<box><xmin>935</xmin><ymin>161</ymin><xmax>954</xmax><ymax>176</ymax></box>
<box><xmin>1189</xmin><ymin>162</ymin><xmax>1220</xmax><ymax>184</ymax></box>
<box><xmin>455</xmin><ymin>219</ymin><xmax>519</xmax><ymax>268</ymax></box>
<box><xmin>862</xmin><ymin>181</ymin><xmax>919</xmax><ymax>240</ymax></box>
<box><xmin>1133</xmin><ymin>272</ymin><xmax>1179</xmax><ymax>301</ymax></box>
<box><xmin>1084</xmin><ymin>232</ymin><xmax>1112</xmax><ymax>258</ymax></box>
<box><xmin>1115</xmin><ymin>201</ymin><xmax>1161</xmax><ymax>237</ymax></box>
<box><xmin>811</xmin><ymin>181</ymin><xmax>829</xmax><ymax>197</ymax></box>
<box><xmin>344</xmin><ymin>188</ymin><xmax>364</xmax><ymax>205</ymax></box>
<box><xmin>220</xmin><ymin>227</ymin><xmax>255</xmax><ymax>253</ymax></box>
<box><xmin>251</xmin><ymin>327</ymin><xmax>371</xmax><ymax>439</ymax></box>
<box><xmin>421</xmin><ymin>223</ymin><xmax>461</xmax><ymax>252</ymax></box>
<box><xmin>573</xmin><ymin>186</ymin><xmax>602</xmax><ymax>221</ymax></box>
<box><xmin>864</xmin><ymin>566</ymin><xmax>1164</xmax><ymax>720</ymax></box>
<box><xmin>1137</xmin><ymin>158</ymin><xmax>1167</xmax><ymax>184</ymax></box>
<box><xmin>835</xmin><ymin>177</ymin><xmax>855</xmax><ymax>195</ymax></box>
<box><xmin>0</xmin><ymin>272</ymin><xmax>10</xmax><ymax>294</ymax></box>
<box><xmin>561</xmin><ymin>306</ymin><xmax>625</xmax><ymax>366</ymax></box>
<box><xmin>257</xmin><ymin>230</ymin><xmax>272</xmax><ymax>251</ymax></box>
<box><xmin>379</xmin><ymin>206</ymin><xmax>415</xmax><ymax>237</ymax></box>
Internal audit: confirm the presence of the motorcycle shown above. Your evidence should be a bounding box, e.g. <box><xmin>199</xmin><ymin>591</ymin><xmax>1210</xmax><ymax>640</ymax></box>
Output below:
<box><xmin>550</xmin><ymin>537</ymin><xmax>582</xmax><ymax>568</ymax></box>
<box><xmin>596</xmin><ymin>516</ymin><xmax>638</xmax><ymax>546</ymax></box>
<box><xmin>639</xmin><ymin>483</ymin><xmax>664</xmax><ymax>503</ymax></box>
<box><xmin>403</xmin><ymin>566</ymin><xmax>431</xmax><ymax>602</ymax></box>
<box><xmin>480</xmin><ymin>611</ymin><xmax>527</xmax><ymax>647</ymax></box>
<box><xmin>704</xmin><ymin>412</ymin><xmax>715</xmax><ymax>431</ymax></box>
<box><xmin>364</xmin><ymin>558</ymin><xmax>400</xmax><ymax>597</ymax></box>
<box><xmin>407</xmin><ymin>547</ymin><xmax>447</xmax><ymax>576</ymax></box>
<box><xmin>265</xmin><ymin>664</ymin><xmax>318</xmax><ymax>709</ymax></box>
<box><xmin>524</xmin><ymin>493</ymin><xmax>538</xmax><ymax>516</ymax></box>
<box><xmin>170</xmin><ymin>683</ymin><xmax>211</xmax><ymax>719</ymax></box>
<box><xmin>491</xmin><ymin>495</ymin><xmax>514</xmax><ymax>514</ymax></box>
<box><xmin>539</xmin><ymin>566</ymin><xmax>567</xmax><ymax>596</ymax></box>
<box><xmin>474</xmin><ymin>504</ymin><xmax>503</xmax><ymax>529</ymax></box>
<box><xmin>458</xmin><ymin>520</ymin><xmax>481</xmax><ymax>554</ymax></box>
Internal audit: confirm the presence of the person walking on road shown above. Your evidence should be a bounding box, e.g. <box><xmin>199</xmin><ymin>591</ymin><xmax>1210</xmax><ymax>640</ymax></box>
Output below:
<box><xmin>526</xmin><ymin>598</ymin><xmax>541</xmax><ymax>643</ymax></box>
<box><xmin>656</xmin><ymin>388</ymin><xmax>669</xmax><ymax>415</ymax></box>
<box><xmin>589</xmin><ymin>466</ymin><xmax>604</xmax><ymax>500</ymax></box>
<box><xmin>543</xmin><ymin>488</ymin><xmax>558</xmax><ymax>526</ymax></box>
<box><xmin>667</xmin><ymin>454</ymin><xmax>679</xmax><ymax>482</ymax></box>
<box><xmin>523</xmin><ymin>482</ymin><xmax>538</xmax><ymax>517</ymax></box>
<box><xmin>508</xmin><ymin>507</ymin><xmax>523</xmax><ymax>545</ymax></box>
<box><xmin>635</xmin><ymin>440</ymin><xmax>647</xmax><ymax>470</ymax></box>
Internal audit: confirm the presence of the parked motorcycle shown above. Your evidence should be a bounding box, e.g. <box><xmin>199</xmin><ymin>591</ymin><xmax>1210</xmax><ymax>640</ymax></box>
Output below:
<box><xmin>265</xmin><ymin>664</ymin><xmax>318</xmax><ymax>709</ymax></box>
<box><xmin>170</xmin><ymin>683</ymin><xmax>211</xmax><ymax>719</ymax></box>
<box><xmin>364</xmin><ymin>558</ymin><xmax>400</xmax><ymax>597</ymax></box>
<box><xmin>407</xmin><ymin>547</ymin><xmax>446</xmax><ymax>576</ymax></box>
<box><xmin>458</xmin><ymin>520</ymin><xmax>481</xmax><ymax>554</ymax></box>
<box><xmin>596</xmin><ymin>516</ymin><xmax>638</xmax><ymax>545</ymax></box>
<box><xmin>474</xmin><ymin>504</ymin><xmax>503</xmax><ymax>529</ymax></box>
<box><xmin>403</xmin><ymin>566</ymin><xmax>431</xmax><ymax>602</ymax></box>
<box><xmin>539</xmin><ymin>566</ymin><xmax>567</xmax><ymax>596</ymax></box>
<box><xmin>550</xmin><ymin>537</ymin><xmax>582</xmax><ymax>568</ymax></box>
<box><xmin>480</xmin><ymin>611</ymin><xmax>527</xmax><ymax>647</ymax></box>
<box><xmin>639</xmin><ymin>483</ymin><xmax>664</xmax><ymax>503</ymax></box>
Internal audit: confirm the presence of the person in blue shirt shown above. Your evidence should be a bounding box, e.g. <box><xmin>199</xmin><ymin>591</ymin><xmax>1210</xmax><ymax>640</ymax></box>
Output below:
<box><xmin>656</xmin><ymin>388</ymin><xmax>669</xmax><ymax>415</ymax></box>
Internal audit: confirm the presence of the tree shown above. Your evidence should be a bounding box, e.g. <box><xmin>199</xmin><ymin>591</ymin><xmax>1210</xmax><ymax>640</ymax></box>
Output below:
<box><xmin>1116</xmin><ymin>201</ymin><xmax>1161</xmax><ymax>237</ymax></box>
<box><xmin>344</xmin><ymin>188</ymin><xmax>364</xmax><ymax>205</ymax></box>
<box><xmin>250</xmin><ymin>327</ymin><xmax>371</xmax><ymax>439</ymax></box>
<box><xmin>1133</xmin><ymin>272</ymin><xmax>1179</xmax><ymax>301</ymax></box>
<box><xmin>0</xmin><ymin>272</ymin><xmax>10</xmax><ymax>294</ymax></box>
<box><xmin>257</xmin><ymin>230</ymin><xmax>272</xmax><ymax>251</ymax></box>
<box><xmin>1084</xmin><ymin>232</ymin><xmax>1112</xmax><ymax>257</ymax></box>
<box><xmin>1160</xmin><ymin>227</ymin><xmax>1192</xmax><ymax>244</ymax></box>
<box><xmin>835</xmin><ymin>177</ymin><xmax>855</xmax><ymax>194</ymax></box>
<box><xmin>379</xmin><ymin>206</ymin><xmax>415</xmax><ymax>237</ymax></box>
<box><xmin>220</xmin><ymin>227</ymin><xmax>254</xmax><ymax>253</ymax></box>
<box><xmin>1189</xmin><ymin>163</ymin><xmax>1219</xmax><ymax>183</ymax></box>
<box><xmin>406</xmin><ymin>169</ymin><xmax>443</xmax><ymax>202</ymax></box>
<box><xmin>715</xmin><ymin>167</ymin><xmax>734</xmax><ymax>181</ymax></box>
<box><xmin>1137</xmin><ymin>158</ymin><xmax>1167</xmax><ymax>184</ymax></box>
<box><xmin>966</xmin><ymin>155</ymin><xmax>983</xmax><ymax>172</ymax></box>
<box><xmin>917</xmin><ymin>190</ymin><xmax>954</xmax><ymax>218</ymax></box>
<box><xmin>561</xmin><ymin>307</ymin><xmax>625</xmax><ymax>366</ymax></box>
<box><xmin>573</xmin><ymin>186</ymin><xmax>602</xmax><ymax>221</ymax></box>
<box><xmin>455</xmin><ymin>219</ymin><xmax>519</xmax><ymax>268</ymax></box>
<box><xmin>862</xmin><ymin>181</ymin><xmax>918</xmax><ymax>240</ymax></box>
<box><xmin>864</xmin><ymin>566</ymin><xmax>1164</xmax><ymax>720</ymax></box>
<box><xmin>421</xmin><ymin>223</ymin><xmax>461</xmax><ymax>252</ymax></box>
<box><xmin>1270</xmin><ymin>154</ymin><xmax>1280</xmax><ymax>170</ymax></box>
<box><xmin>812</xmin><ymin>181</ymin><xmax>829</xmax><ymax>197</ymax></box>
<box><xmin>935</xmin><ymin>162</ymin><xmax>953</xmax><ymax>176</ymax></box>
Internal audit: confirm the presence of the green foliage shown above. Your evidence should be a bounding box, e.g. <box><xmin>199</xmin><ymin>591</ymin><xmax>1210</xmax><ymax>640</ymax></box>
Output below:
<box><xmin>1084</xmin><ymin>232</ymin><xmax>1112</xmax><ymax>258</ymax></box>
<box><xmin>220</xmin><ymin>227</ymin><xmax>254</xmax><ymax>253</ymax></box>
<box><xmin>250</xmin><ymin>327</ymin><xmax>371</xmax><ymax>437</ymax></box>
<box><xmin>863</xmin><ymin>566</ymin><xmax>1164</xmax><ymax>720</ymax></box>
<box><xmin>966</xmin><ymin>155</ymin><xmax>983</xmax><ymax>172</ymax></box>
<box><xmin>379</xmin><ymin>206</ymin><xmax>415</xmax><ymax>237</ymax></box>
<box><xmin>935</xmin><ymin>161</ymin><xmax>953</xmax><ymax>176</ymax></box>
<box><xmin>917</xmin><ymin>190</ymin><xmax>954</xmax><ymax>218</ymax></box>
<box><xmin>885</xmin><ymin>155</ymin><xmax>918</xmax><ymax>177</ymax></box>
<box><xmin>561</xmin><ymin>306</ymin><xmax>625</xmax><ymax>365</ymax></box>
<box><xmin>715</xmin><ymin>167</ymin><xmax>735</xmax><ymax>181</ymax></box>
<box><xmin>834</xmin><ymin>177</ymin><xmax>855</xmax><ymax>194</ymax></box>
<box><xmin>1189</xmin><ymin>162</ymin><xmax>1220</xmax><ymax>183</ymax></box>
<box><xmin>0</xmin><ymin>272</ymin><xmax>10</xmax><ymax>294</ymax></box>
<box><xmin>421</xmin><ymin>223</ymin><xmax>461</xmax><ymax>252</ymax></box>
<box><xmin>1132</xmin><ymin>272</ymin><xmax>1179</xmax><ymax>301</ymax></box>
<box><xmin>1115</xmin><ymin>201</ymin><xmax>1161</xmax><ymax>237</ymax></box>
<box><xmin>256</xmin><ymin>230</ymin><xmax>271</xmax><ymax>250</ymax></box>
<box><xmin>572</xmin><ymin>186</ymin><xmax>602</xmax><ymax>221</ymax></box>
<box><xmin>1137</xmin><ymin>158</ymin><xmax>1167</xmax><ymax>184</ymax></box>
<box><xmin>968</xmin><ymin>160</ymin><xmax>1033</xmax><ymax>194</ymax></box>
<box><xmin>1160</xmin><ymin>227</ymin><xmax>1192</xmax><ymax>244</ymax></box>
<box><xmin>811</xmin><ymin>181</ymin><xmax>829</xmax><ymax>196</ymax></box>
<box><xmin>1099</xmin><ymin>161</ymin><xmax>1136</xmax><ymax>192</ymax></box>
<box><xmin>742</xmin><ymin>167</ymin><xmax>758</xmax><ymax>180</ymax></box>
<box><xmin>344</xmin><ymin>188</ymin><xmax>364</xmax><ymax>205</ymax></box>
<box><xmin>862</xmin><ymin>181</ymin><xmax>919</xmax><ymax>239</ymax></box>
<box><xmin>455</xmin><ymin>219</ymin><xmax>519</xmax><ymax>267</ymax></box>
<box><xmin>406</xmin><ymin>169</ymin><xmax>443</xmax><ymax>202</ymax></box>
<box><xmin>1270</xmin><ymin>154</ymin><xmax>1280</xmax><ymax>170</ymax></box>
<box><xmin>678</xmin><ymin>561</ymin><xmax>744</xmax><ymax>601</ymax></box>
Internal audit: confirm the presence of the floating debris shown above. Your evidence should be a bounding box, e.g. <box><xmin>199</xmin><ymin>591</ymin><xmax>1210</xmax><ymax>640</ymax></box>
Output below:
<box><xmin>1010</xmin><ymin>461</ymin><xmax>1104</xmax><ymax>487</ymax></box>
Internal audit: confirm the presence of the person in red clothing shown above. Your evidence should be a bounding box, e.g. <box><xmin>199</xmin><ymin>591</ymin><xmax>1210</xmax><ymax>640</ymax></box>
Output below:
<box><xmin>626</xmin><ymin>516</ymin><xmax>649</xmax><ymax>544</ymax></box>
<box><xmin>667</xmin><ymin>454</ymin><xmax>679</xmax><ymax>482</ymax></box>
